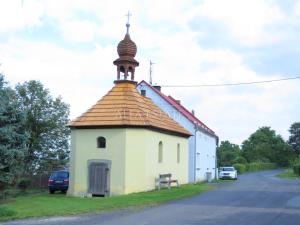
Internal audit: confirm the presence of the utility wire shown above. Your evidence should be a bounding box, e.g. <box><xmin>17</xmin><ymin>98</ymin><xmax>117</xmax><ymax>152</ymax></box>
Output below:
<box><xmin>159</xmin><ymin>76</ymin><xmax>300</xmax><ymax>88</ymax></box>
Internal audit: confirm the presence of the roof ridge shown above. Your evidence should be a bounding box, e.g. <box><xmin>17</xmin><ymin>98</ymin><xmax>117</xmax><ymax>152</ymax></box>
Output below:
<box><xmin>138</xmin><ymin>80</ymin><xmax>216</xmax><ymax>136</ymax></box>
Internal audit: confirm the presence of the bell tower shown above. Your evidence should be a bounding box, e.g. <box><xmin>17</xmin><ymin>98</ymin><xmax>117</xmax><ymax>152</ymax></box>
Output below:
<box><xmin>113</xmin><ymin>12</ymin><xmax>139</xmax><ymax>81</ymax></box>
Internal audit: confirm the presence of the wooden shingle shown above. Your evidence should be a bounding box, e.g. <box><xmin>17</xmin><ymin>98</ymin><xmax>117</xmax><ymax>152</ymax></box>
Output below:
<box><xmin>69</xmin><ymin>81</ymin><xmax>191</xmax><ymax>137</ymax></box>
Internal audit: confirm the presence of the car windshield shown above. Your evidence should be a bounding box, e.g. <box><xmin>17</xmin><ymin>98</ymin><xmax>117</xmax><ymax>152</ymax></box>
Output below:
<box><xmin>222</xmin><ymin>167</ymin><xmax>234</xmax><ymax>171</ymax></box>
<box><xmin>51</xmin><ymin>171</ymin><xmax>68</xmax><ymax>179</ymax></box>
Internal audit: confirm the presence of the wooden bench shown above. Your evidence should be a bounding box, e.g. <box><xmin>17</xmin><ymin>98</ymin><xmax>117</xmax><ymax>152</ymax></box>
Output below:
<box><xmin>157</xmin><ymin>173</ymin><xmax>179</xmax><ymax>190</ymax></box>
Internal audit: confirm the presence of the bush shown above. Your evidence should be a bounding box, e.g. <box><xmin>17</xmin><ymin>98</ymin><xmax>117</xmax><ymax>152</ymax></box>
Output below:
<box><xmin>232</xmin><ymin>156</ymin><xmax>247</xmax><ymax>164</ymax></box>
<box><xmin>293</xmin><ymin>164</ymin><xmax>300</xmax><ymax>176</ymax></box>
<box><xmin>247</xmin><ymin>162</ymin><xmax>277</xmax><ymax>172</ymax></box>
<box><xmin>0</xmin><ymin>206</ymin><xmax>16</xmax><ymax>217</ymax></box>
<box><xmin>233</xmin><ymin>163</ymin><xmax>247</xmax><ymax>174</ymax></box>
<box><xmin>294</xmin><ymin>156</ymin><xmax>300</xmax><ymax>164</ymax></box>
<box><xmin>230</xmin><ymin>162</ymin><xmax>277</xmax><ymax>175</ymax></box>
<box><xmin>17</xmin><ymin>178</ymin><xmax>31</xmax><ymax>191</ymax></box>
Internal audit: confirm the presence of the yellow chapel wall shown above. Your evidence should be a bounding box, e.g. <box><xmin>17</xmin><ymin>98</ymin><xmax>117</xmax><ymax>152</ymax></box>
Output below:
<box><xmin>68</xmin><ymin>128</ymin><xmax>126</xmax><ymax>196</ymax></box>
<box><xmin>68</xmin><ymin>127</ymin><xmax>189</xmax><ymax>197</ymax></box>
<box><xmin>124</xmin><ymin>128</ymin><xmax>189</xmax><ymax>194</ymax></box>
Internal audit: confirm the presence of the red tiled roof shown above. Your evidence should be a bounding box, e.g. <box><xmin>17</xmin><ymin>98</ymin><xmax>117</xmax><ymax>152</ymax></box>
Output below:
<box><xmin>138</xmin><ymin>80</ymin><xmax>216</xmax><ymax>136</ymax></box>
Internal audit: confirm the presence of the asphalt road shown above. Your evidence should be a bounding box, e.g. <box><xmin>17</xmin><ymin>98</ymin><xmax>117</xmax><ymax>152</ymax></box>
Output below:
<box><xmin>3</xmin><ymin>170</ymin><xmax>300</xmax><ymax>225</ymax></box>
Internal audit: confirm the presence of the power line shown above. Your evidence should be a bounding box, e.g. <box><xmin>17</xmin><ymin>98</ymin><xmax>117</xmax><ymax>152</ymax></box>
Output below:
<box><xmin>159</xmin><ymin>76</ymin><xmax>300</xmax><ymax>88</ymax></box>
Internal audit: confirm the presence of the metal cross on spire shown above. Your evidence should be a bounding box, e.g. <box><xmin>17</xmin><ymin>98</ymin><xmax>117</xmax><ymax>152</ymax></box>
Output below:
<box><xmin>125</xmin><ymin>11</ymin><xmax>132</xmax><ymax>34</ymax></box>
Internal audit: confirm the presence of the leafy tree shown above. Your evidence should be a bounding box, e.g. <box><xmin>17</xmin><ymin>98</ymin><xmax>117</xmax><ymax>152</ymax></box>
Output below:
<box><xmin>288</xmin><ymin>122</ymin><xmax>300</xmax><ymax>155</ymax></box>
<box><xmin>15</xmin><ymin>80</ymin><xmax>70</xmax><ymax>174</ymax></box>
<box><xmin>242</xmin><ymin>127</ymin><xmax>294</xmax><ymax>167</ymax></box>
<box><xmin>0</xmin><ymin>74</ymin><xmax>28</xmax><ymax>190</ymax></box>
<box><xmin>217</xmin><ymin>140</ymin><xmax>242</xmax><ymax>166</ymax></box>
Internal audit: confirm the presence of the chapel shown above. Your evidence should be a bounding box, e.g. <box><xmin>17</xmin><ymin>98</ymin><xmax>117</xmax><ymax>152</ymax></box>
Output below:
<box><xmin>68</xmin><ymin>20</ymin><xmax>191</xmax><ymax>196</ymax></box>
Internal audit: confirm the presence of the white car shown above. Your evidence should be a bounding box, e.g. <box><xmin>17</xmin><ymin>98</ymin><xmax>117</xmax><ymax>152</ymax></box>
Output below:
<box><xmin>219</xmin><ymin>167</ymin><xmax>238</xmax><ymax>180</ymax></box>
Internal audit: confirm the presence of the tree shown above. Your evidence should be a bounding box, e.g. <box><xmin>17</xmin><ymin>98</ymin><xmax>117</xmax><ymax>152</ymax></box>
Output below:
<box><xmin>288</xmin><ymin>122</ymin><xmax>300</xmax><ymax>155</ymax></box>
<box><xmin>0</xmin><ymin>74</ymin><xmax>28</xmax><ymax>190</ymax></box>
<box><xmin>15</xmin><ymin>80</ymin><xmax>70</xmax><ymax>174</ymax></box>
<box><xmin>217</xmin><ymin>140</ymin><xmax>243</xmax><ymax>166</ymax></box>
<box><xmin>242</xmin><ymin>127</ymin><xmax>294</xmax><ymax>167</ymax></box>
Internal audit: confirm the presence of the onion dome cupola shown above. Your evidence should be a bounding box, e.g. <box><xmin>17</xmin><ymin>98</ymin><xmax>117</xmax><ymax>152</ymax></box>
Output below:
<box><xmin>113</xmin><ymin>14</ymin><xmax>139</xmax><ymax>81</ymax></box>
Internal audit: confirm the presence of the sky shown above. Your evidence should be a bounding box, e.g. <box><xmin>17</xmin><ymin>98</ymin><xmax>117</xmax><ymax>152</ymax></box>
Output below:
<box><xmin>0</xmin><ymin>0</ymin><xmax>299</xmax><ymax>145</ymax></box>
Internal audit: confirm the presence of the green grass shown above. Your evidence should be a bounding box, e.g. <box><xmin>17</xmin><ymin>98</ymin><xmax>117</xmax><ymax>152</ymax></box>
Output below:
<box><xmin>0</xmin><ymin>188</ymin><xmax>47</xmax><ymax>200</ymax></box>
<box><xmin>276</xmin><ymin>169</ymin><xmax>300</xmax><ymax>179</ymax></box>
<box><xmin>212</xmin><ymin>179</ymin><xmax>236</xmax><ymax>184</ymax></box>
<box><xmin>0</xmin><ymin>183</ymin><xmax>214</xmax><ymax>221</ymax></box>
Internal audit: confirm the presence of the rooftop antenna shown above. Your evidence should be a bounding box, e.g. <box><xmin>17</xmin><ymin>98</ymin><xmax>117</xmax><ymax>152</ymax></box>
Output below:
<box><xmin>149</xmin><ymin>60</ymin><xmax>155</xmax><ymax>85</ymax></box>
<box><xmin>125</xmin><ymin>11</ymin><xmax>132</xmax><ymax>34</ymax></box>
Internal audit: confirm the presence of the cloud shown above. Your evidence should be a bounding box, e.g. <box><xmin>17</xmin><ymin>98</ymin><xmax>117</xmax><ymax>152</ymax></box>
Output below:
<box><xmin>0</xmin><ymin>38</ymin><xmax>116</xmax><ymax>119</ymax></box>
<box><xmin>295</xmin><ymin>1</ymin><xmax>300</xmax><ymax>16</ymax></box>
<box><xmin>0</xmin><ymin>0</ymin><xmax>299</xmax><ymax>145</ymax></box>
<box><xmin>60</xmin><ymin>20</ymin><xmax>98</xmax><ymax>43</ymax></box>
<box><xmin>0</xmin><ymin>0</ymin><xmax>44</xmax><ymax>33</ymax></box>
<box><xmin>141</xmin><ymin>27</ymin><xmax>300</xmax><ymax>144</ymax></box>
<box><xmin>195</xmin><ymin>0</ymin><xmax>285</xmax><ymax>46</ymax></box>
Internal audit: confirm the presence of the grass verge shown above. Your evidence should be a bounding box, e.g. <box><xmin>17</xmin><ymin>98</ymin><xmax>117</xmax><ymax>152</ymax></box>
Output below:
<box><xmin>276</xmin><ymin>169</ymin><xmax>300</xmax><ymax>179</ymax></box>
<box><xmin>0</xmin><ymin>183</ymin><xmax>214</xmax><ymax>221</ymax></box>
<box><xmin>212</xmin><ymin>179</ymin><xmax>236</xmax><ymax>184</ymax></box>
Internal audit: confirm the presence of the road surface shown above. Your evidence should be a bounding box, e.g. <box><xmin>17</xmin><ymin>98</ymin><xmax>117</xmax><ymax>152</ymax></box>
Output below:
<box><xmin>3</xmin><ymin>170</ymin><xmax>300</xmax><ymax>225</ymax></box>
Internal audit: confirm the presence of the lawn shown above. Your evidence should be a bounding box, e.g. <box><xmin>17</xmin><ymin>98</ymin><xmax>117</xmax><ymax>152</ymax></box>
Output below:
<box><xmin>0</xmin><ymin>183</ymin><xmax>214</xmax><ymax>221</ymax></box>
<box><xmin>276</xmin><ymin>169</ymin><xmax>300</xmax><ymax>179</ymax></box>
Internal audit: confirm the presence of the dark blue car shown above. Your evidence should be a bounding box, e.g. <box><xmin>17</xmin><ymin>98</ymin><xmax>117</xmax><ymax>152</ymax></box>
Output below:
<box><xmin>48</xmin><ymin>170</ymin><xmax>69</xmax><ymax>194</ymax></box>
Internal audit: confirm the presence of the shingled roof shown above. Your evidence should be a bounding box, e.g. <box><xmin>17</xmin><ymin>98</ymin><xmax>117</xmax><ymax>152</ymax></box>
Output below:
<box><xmin>69</xmin><ymin>81</ymin><xmax>191</xmax><ymax>137</ymax></box>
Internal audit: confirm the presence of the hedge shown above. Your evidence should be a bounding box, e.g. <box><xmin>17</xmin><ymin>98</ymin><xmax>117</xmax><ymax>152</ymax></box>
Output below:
<box><xmin>293</xmin><ymin>164</ymin><xmax>300</xmax><ymax>176</ymax></box>
<box><xmin>232</xmin><ymin>162</ymin><xmax>277</xmax><ymax>174</ymax></box>
<box><xmin>17</xmin><ymin>178</ymin><xmax>31</xmax><ymax>191</ymax></box>
<box><xmin>233</xmin><ymin>163</ymin><xmax>247</xmax><ymax>174</ymax></box>
<box><xmin>247</xmin><ymin>162</ymin><xmax>277</xmax><ymax>172</ymax></box>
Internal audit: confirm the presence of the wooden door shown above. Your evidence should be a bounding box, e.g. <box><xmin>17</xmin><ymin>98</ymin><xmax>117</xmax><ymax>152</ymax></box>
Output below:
<box><xmin>88</xmin><ymin>162</ymin><xmax>109</xmax><ymax>196</ymax></box>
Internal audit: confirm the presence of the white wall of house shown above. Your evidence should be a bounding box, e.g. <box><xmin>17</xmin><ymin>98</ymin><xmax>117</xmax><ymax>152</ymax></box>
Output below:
<box><xmin>137</xmin><ymin>82</ymin><xmax>217</xmax><ymax>182</ymax></box>
<box><xmin>195</xmin><ymin>130</ymin><xmax>217</xmax><ymax>181</ymax></box>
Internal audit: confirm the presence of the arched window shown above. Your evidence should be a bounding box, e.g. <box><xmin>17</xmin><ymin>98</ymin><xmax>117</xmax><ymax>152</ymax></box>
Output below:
<box><xmin>97</xmin><ymin>137</ymin><xmax>106</xmax><ymax>148</ymax></box>
<box><xmin>177</xmin><ymin>143</ymin><xmax>180</xmax><ymax>163</ymax></box>
<box><xmin>158</xmin><ymin>141</ymin><xmax>163</xmax><ymax>163</ymax></box>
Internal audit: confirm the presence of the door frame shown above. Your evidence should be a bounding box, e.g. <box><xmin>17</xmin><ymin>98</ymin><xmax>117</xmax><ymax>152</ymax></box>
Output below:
<box><xmin>87</xmin><ymin>159</ymin><xmax>111</xmax><ymax>196</ymax></box>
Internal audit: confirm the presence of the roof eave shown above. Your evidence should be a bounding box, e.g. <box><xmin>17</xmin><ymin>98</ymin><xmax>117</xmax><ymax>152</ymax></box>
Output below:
<box><xmin>68</xmin><ymin>124</ymin><xmax>191</xmax><ymax>138</ymax></box>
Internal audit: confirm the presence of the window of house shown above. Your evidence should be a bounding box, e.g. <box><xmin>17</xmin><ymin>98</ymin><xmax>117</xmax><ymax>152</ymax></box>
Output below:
<box><xmin>158</xmin><ymin>141</ymin><xmax>163</xmax><ymax>163</ymax></box>
<box><xmin>141</xmin><ymin>89</ymin><xmax>146</xmax><ymax>96</ymax></box>
<box><xmin>177</xmin><ymin>143</ymin><xmax>180</xmax><ymax>163</ymax></box>
<box><xmin>97</xmin><ymin>137</ymin><xmax>106</xmax><ymax>148</ymax></box>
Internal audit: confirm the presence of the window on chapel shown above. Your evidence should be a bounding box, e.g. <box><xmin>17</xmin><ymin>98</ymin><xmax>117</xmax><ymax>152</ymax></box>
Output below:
<box><xmin>177</xmin><ymin>143</ymin><xmax>180</xmax><ymax>163</ymax></box>
<box><xmin>158</xmin><ymin>141</ymin><xmax>163</xmax><ymax>163</ymax></box>
<box><xmin>97</xmin><ymin>137</ymin><xmax>106</xmax><ymax>148</ymax></box>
